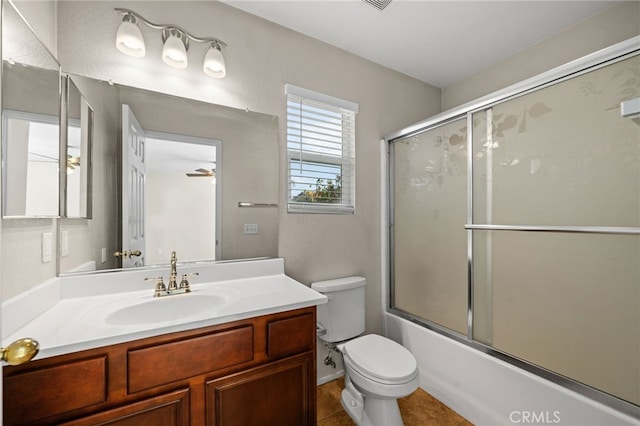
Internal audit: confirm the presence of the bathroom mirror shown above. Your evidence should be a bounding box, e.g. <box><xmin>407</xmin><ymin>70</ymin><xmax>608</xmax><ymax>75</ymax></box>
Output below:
<box><xmin>57</xmin><ymin>74</ymin><xmax>279</xmax><ymax>275</ymax></box>
<box><xmin>1</xmin><ymin>1</ymin><xmax>61</xmax><ymax>218</ymax></box>
<box><xmin>64</xmin><ymin>76</ymin><xmax>93</xmax><ymax>219</ymax></box>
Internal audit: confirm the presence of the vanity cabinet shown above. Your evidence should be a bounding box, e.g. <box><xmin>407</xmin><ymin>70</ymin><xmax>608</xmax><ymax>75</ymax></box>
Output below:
<box><xmin>3</xmin><ymin>307</ymin><xmax>316</xmax><ymax>426</ymax></box>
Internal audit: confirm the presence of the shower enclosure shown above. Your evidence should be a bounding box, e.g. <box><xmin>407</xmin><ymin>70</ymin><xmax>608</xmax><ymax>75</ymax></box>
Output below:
<box><xmin>387</xmin><ymin>37</ymin><xmax>639</xmax><ymax>415</ymax></box>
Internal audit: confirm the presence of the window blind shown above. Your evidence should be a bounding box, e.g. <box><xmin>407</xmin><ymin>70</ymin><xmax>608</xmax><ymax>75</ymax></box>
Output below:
<box><xmin>285</xmin><ymin>84</ymin><xmax>357</xmax><ymax>214</ymax></box>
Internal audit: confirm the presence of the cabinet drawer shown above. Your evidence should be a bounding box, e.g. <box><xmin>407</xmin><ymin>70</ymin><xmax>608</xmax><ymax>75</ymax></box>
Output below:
<box><xmin>4</xmin><ymin>356</ymin><xmax>107</xmax><ymax>425</ymax></box>
<box><xmin>128</xmin><ymin>325</ymin><xmax>254</xmax><ymax>393</ymax></box>
<box><xmin>267</xmin><ymin>312</ymin><xmax>314</xmax><ymax>358</ymax></box>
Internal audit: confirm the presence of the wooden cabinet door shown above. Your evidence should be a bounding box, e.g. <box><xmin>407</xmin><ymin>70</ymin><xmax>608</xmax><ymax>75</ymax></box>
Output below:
<box><xmin>61</xmin><ymin>388</ymin><xmax>190</xmax><ymax>426</ymax></box>
<box><xmin>3</xmin><ymin>355</ymin><xmax>108</xmax><ymax>425</ymax></box>
<box><xmin>205</xmin><ymin>352</ymin><xmax>315</xmax><ymax>426</ymax></box>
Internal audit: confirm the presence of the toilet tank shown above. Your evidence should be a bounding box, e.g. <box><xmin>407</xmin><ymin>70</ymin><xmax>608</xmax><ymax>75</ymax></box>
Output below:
<box><xmin>311</xmin><ymin>276</ymin><xmax>366</xmax><ymax>343</ymax></box>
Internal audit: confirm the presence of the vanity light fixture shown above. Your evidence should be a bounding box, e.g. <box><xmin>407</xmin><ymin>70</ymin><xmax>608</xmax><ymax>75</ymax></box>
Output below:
<box><xmin>114</xmin><ymin>8</ymin><xmax>227</xmax><ymax>78</ymax></box>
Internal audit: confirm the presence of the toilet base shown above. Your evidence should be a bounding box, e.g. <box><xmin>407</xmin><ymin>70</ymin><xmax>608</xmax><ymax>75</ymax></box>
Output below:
<box><xmin>341</xmin><ymin>376</ymin><xmax>405</xmax><ymax>426</ymax></box>
<box><xmin>362</xmin><ymin>397</ymin><xmax>403</xmax><ymax>426</ymax></box>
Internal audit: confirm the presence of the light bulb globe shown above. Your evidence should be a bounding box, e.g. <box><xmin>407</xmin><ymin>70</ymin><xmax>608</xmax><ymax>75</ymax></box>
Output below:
<box><xmin>162</xmin><ymin>34</ymin><xmax>188</xmax><ymax>69</ymax></box>
<box><xmin>116</xmin><ymin>20</ymin><xmax>145</xmax><ymax>58</ymax></box>
<box><xmin>203</xmin><ymin>45</ymin><xmax>226</xmax><ymax>78</ymax></box>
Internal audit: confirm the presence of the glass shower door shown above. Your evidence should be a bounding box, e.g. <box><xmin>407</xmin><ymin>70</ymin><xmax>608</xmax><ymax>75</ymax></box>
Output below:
<box><xmin>471</xmin><ymin>55</ymin><xmax>640</xmax><ymax>405</ymax></box>
<box><xmin>391</xmin><ymin>117</ymin><xmax>468</xmax><ymax>335</ymax></box>
<box><xmin>390</xmin><ymin>51</ymin><xmax>640</xmax><ymax>408</ymax></box>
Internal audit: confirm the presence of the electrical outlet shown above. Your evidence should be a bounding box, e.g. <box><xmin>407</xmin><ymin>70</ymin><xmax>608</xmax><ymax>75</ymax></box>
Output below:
<box><xmin>101</xmin><ymin>247</ymin><xmax>107</xmax><ymax>264</ymax></box>
<box><xmin>243</xmin><ymin>224</ymin><xmax>259</xmax><ymax>235</ymax></box>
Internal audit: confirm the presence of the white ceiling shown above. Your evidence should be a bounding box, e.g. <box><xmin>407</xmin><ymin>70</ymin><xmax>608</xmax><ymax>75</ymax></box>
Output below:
<box><xmin>223</xmin><ymin>0</ymin><xmax>617</xmax><ymax>88</ymax></box>
<box><xmin>146</xmin><ymin>137</ymin><xmax>216</xmax><ymax>174</ymax></box>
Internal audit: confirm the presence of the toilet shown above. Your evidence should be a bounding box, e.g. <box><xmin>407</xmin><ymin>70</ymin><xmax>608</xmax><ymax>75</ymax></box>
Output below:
<box><xmin>311</xmin><ymin>276</ymin><xmax>419</xmax><ymax>426</ymax></box>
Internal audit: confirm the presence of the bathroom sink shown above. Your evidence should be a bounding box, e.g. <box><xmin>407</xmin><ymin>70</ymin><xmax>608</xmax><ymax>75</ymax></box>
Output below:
<box><xmin>105</xmin><ymin>294</ymin><xmax>225</xmax><ymax>326</ymax></box>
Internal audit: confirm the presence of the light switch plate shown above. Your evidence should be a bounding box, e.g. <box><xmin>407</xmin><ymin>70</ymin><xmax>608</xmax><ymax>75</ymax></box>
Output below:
<box><xmin>42</xmin><ymin>232</ymin><xmax>52</xmax><ymax>263</ymax></box>
<box><xmin>61</xmin><ymin>231</ymin><xmax>69</xmax><ymax>257</ymax></box>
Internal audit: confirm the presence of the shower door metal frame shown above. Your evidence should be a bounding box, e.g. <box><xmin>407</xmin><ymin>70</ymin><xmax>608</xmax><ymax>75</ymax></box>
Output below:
<box><xmin>386</xmin><ymin>35</ymin><xmax>640</xmax><ymax>419</ymax></box>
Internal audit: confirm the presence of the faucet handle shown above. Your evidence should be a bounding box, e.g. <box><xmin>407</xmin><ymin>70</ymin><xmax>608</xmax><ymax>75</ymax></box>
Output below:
<box><xmin>179</xmin><ymin>272</ymin><xmax>199</xmax><ymax>293</ymax></box>
<box><xmin>145</xmin><ymin>276</ymin><xmax>166</xmax><ymax>297</ymax></box>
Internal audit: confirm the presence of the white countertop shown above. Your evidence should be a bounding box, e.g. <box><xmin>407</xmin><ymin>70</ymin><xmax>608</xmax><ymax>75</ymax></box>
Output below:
<box><xmin>2</xmin><ymin>259</ymin><xmax>327</xmax><ymax>360</ymax></box>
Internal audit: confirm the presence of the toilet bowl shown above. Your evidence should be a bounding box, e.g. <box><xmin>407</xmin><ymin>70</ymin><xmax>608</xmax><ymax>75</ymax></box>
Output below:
<box><xmin>338</xmin><ymin>334</ymin><xmax>419</xmax><ymax>425</ymax></box>
<box><xmin>311</xmin><ymin>277</ymin><xmax>420</xmax><ymax>426</ymax></box>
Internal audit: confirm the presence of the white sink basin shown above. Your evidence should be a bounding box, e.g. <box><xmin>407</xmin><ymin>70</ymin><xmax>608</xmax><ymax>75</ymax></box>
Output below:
<box><xmin>105</xmin><ymin>294</ymin><xmax>225</xmax><ymax>326</ymax></box>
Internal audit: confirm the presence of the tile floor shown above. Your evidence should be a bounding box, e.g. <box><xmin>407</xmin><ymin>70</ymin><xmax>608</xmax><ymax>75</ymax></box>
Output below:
<box><xmin>317</xmin><ymin>377</ymin><xmax>473</xmax><ymax>426</ymax></box>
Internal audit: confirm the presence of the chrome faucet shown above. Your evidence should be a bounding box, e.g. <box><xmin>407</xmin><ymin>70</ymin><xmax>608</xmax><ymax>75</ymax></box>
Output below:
<box><xmin>145</xmin><ymin>251</ymin><xmax>198</xmax><ymax>297</ymax></box>
<box><xmin>168</xmin><ymin>251</ymin><xmax>179</xmax><ymax>292</ymax></box>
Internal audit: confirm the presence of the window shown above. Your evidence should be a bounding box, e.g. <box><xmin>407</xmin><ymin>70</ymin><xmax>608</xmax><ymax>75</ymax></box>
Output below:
<box><xmin>285</xmin><ymin>84</ymin><xmax>358</xmax><ymax>214</ymax></box>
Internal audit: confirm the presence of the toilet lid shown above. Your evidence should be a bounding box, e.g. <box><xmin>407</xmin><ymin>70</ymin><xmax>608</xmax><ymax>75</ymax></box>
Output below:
<box><xmin>342</xmin><ymin>334</ymin><xmax>417</xmax><ymax>383</ymax></box>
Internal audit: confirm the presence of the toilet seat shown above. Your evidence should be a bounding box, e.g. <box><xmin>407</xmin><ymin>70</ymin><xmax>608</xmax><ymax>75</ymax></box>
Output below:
<box><xmin>341</xmin><ymin>334</ymin><xmax>418</xmax><ymax>385</ymax></box>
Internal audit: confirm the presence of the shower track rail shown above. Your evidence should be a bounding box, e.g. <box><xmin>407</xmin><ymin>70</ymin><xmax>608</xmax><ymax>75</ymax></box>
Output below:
<box><xmin>465</xmin><ymin>224</ymin><xmax>640</xmax><ymax>235</ymax></box>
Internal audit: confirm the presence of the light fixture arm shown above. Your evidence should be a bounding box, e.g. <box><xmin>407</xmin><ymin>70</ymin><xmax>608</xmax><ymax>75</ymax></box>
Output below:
<box><xmin>114</xmin><ymin>8</ymin><xmax>227</xmax><ymax>49</ymax></box>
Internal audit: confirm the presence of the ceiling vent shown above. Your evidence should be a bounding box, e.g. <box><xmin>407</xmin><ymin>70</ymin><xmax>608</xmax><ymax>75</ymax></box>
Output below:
<box><xmin>361</xmin><ymin>0</ymin><xmax>393</xmax><ymax>11</ymax></box>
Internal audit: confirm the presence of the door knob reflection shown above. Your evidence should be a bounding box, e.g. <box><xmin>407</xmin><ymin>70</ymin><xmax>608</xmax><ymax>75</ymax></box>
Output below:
<box><xmin>114</xmin><ymin>250</ymin><xmax>143</xmax><ymax>258</ymax></box>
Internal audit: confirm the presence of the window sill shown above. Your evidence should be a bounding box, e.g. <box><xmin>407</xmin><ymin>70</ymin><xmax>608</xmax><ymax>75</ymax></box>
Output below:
<box><xmin>287</xmin><ymin>203</ymin><xmax>354</xmax><ymax>215</ymax></box>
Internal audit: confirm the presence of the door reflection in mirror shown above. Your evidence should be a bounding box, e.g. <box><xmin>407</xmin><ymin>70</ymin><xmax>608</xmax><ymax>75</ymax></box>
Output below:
<box><xmin>121</xmin><ymin>105</ymin><xmax>146</xmax><ymax>268</ymax></box>
<box><xmin>120</xmin><ymin>105</ymin><xmax>221</xmax><ymax>268</ymax></box>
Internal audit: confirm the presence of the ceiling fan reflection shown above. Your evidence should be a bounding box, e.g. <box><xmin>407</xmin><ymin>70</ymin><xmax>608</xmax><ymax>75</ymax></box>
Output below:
<box><xmin>186</xmin><ymin>167</ymin><xmax>216</xmax><ymax>177</ymax></box>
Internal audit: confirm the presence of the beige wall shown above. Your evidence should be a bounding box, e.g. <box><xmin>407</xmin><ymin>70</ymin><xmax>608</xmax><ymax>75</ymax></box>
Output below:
<box><xmin>11</xmin><ymin>0</ymin><xmax>57</xmax><ymax>56</ymax></box>
<box><xmin>1</xmin><ymin>219</ymin><xmax>57</xmax><ymax>299</ymax></box>
<box><xmin>441</xmin><ymin>1</ymin><xmax>640</xmax><ymax>111</ymax></box>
